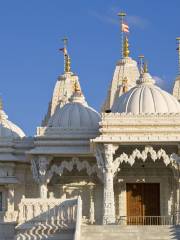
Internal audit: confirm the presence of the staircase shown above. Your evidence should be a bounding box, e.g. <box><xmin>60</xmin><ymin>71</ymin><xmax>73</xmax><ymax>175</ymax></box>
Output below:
<box><xmin>15</xmin><ymin>223</ymin><xmax>74</xmax><ymax>240</ymax></box>
<box><xmin>81</xmin><ymin>225</ymin><xmax>180</xmax><ymax>240</ymax></box>
<box><xmin>14</xmin><ymin>197</ymin><xmax>82</xmax><ymax>240</ymax></box>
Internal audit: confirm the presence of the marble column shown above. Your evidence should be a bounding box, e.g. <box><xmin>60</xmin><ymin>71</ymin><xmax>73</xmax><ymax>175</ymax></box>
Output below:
<box><xmin>39</xmin><ymin>182</ymin><xmax>48</xmax><ymax>199</ymax></box>
<box><xmin>103</xmin><ymin>168</ymin><xmax>115</xmax><ymax>224</ymax></box>
<box><xmin>94</xmin><ymin>143</ymin><xmax>118</xmax><ymax>224</ymax></box>
<box><xmin>6</xmin><ymin>184</ymin><xmax>16</xmax><ymax>222</ymax></box>
<box><xmin>89</xmin><ymin>185</ymin><xmax>95</xmax><ymax>224</ymax></box>
<box><xmin>7</xmin><ymin>184</ymin><xmax>15</xmax><ymax>212</ymax></box>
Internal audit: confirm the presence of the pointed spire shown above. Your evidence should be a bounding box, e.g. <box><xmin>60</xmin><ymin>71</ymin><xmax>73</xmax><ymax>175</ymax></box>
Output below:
<box><xmin>70</xmin><ymin>80</ymin><xmax>87</xmax><ymax>104</ymax></box>
<box><xmin>123</xmin><ymin>36</ymin><xmax>130</xmax><ymax>58</ymax></box>
<box><xmin>176</xmin><ymin>37</ymin><xmax>180</xmax><ymax>76</ymax></box>
<box><xmin>136</xmin><ymin>59</ymin><xmax>155</xmax><ymax>85</ymax></box>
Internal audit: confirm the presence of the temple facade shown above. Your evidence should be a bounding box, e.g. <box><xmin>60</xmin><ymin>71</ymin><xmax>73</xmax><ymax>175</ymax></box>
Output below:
<box><xmin>0</xmin><ymin>24</ymin><xmax>180</xmax><ymax>240</ymax></box>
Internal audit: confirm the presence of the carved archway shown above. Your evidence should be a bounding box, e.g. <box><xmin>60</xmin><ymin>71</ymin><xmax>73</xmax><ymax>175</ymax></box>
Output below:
<box><xmin>45</xmin><ymin>157</ymin><xmax>102</xmax><ymax>183</ymax></box>
<box><xmin>113</xmin><ymin>146</ymin><xmax>180</xmax><ymax>174</ymax></box>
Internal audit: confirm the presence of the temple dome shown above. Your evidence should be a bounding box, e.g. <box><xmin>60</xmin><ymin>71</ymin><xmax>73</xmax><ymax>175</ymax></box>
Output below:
<box><xmin>48</xmin><ymin>90</ymin><xmax>101</xmax><ymax>130</ymax></box>
<box><xmin>0</xmin><ymin>107</ymin><xmax>25</xmax><ymax>138</ymax></box>
<box><xmin>112</xmin><ymin>71</ymin><xmax>180</xmax><ymax>114</ymax></box>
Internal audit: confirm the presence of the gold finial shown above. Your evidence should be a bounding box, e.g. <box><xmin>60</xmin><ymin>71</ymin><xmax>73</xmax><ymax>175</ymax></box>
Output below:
<box><xmin>0</xmin><ymin>97</ymin><xmax>3</xmax><ymax>111</ymax></box>
<box><xmin>123</xmin><ymin>36</ymin><xmax>130</xmax><ymax>58</ymax></box>
<box><xmin>59</xmin><ymin>37</ymin><xmax>71</xmax><ymax>73</ymax></box>
<box><xmin>122</xmin><ymin>77</ymin><xmax>128</xmax><ymax>93</ymax></box>
<box><xmin>176</xmin><ymin>37</ymin><xmax>180</xmax><ymax>76</ymax></box>
<box><xmin>65</xmin><ymin>55</ymin><xmax>71</xmax><ymax>73</ymax></box>
<box><xmin>143</xmin><ymin>62</ymin><xmax>148</xmax><ymax>73</ymax></box>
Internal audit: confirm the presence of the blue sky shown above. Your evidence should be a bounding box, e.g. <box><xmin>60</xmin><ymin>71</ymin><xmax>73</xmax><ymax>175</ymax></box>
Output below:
<box><xmin>0</xmin><ymin>0</ymin><xmax>179</xmax><ymax>136</ymax></box>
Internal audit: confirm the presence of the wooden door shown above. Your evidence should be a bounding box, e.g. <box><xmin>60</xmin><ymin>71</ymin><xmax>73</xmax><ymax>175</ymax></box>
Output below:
<box><xmin>143</xmin><ymin>183</ymin><xmax>160</xmax><ymax>216</ymax></box>
<box><xmin>126</xmin><ymin>183</ymin><xmax>160</xmax><ymax>224</ymax></box>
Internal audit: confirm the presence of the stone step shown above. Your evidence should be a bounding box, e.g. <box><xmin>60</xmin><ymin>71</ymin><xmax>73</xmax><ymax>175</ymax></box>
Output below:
<box><xmin>81</xmin><ymin>225</ymin><xmax>180</xmax><ymax>240</ymax></box>
<box><xmin>16</xmin><ymin>233</ymin><xmax>73</xmax><ymax>240</ymax></box>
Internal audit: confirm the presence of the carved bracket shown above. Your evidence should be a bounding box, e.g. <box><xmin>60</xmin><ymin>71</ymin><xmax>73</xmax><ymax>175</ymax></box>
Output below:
<box><xmin>94</xmin><ymin>144</ymin><xmax>118</xmax><ymax>172</ymax></box>
<box><xmin>31</xmin><ymin>156</ymin><xmax>52</xmax><ymax>183</ymax></box>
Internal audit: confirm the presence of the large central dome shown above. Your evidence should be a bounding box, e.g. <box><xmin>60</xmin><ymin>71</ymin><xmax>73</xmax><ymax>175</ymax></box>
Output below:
<box><xmin>112</xmin><ymin>71</ymin><xmax>180</xmax><ymax>114</ymax></box>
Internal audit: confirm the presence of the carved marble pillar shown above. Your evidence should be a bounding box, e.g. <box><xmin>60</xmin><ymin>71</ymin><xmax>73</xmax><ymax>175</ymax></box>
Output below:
<box><xmin>7</xmin><ymin>184</ymin><xmax>15</xmax><ymax>212</ymax></box>
<box><xmin>89</xmin><ymin>185</ymin><xmax>95</xmax><ymax>224</ymax></box>
<box><xmin>94</xmin><ymin>143</ymin><xmax>118</xmax><ymax>224</ymax></box>
<box><xmin>103</xmin><ymin>168</ymin><xmax>115</xmax><ymax>224</ymax></box>
<box><xmin>5</xmin><ymin>184</ymin><xmax>17</xmax><ymax>222</ymax></box>
<box><xmin>39</xmin><ymin>182</ymin><xmax>48</xmax><ymax>199</ymax></box>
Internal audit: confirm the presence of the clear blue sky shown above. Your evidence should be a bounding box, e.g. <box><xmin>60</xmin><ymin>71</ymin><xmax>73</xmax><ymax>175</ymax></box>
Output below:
<box><xmin>0</xmin><ymin>0</ymin><xmax>179</xmax><ymax>136</ymax></box>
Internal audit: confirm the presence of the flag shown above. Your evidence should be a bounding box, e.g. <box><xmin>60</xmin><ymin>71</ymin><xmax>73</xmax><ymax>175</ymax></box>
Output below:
<box><xmin>59</xmin><ymin>47</ymin><xmax>68</xmax><ymax>55</ymax></box>
<box><xmin>122</xmin><ymin>23</ymin><xmax>129</xmax><ymax>33</ymax></box>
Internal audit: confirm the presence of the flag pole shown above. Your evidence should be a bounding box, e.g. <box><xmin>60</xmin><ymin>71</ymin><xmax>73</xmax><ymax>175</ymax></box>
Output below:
<box><xmin>62</xmin><ymin>37</ymin><xmax>68</xmax><ymax>73</ymax></box>
<box><xmin>176</xmin><ymin>37</ymin><xmax>180</xmax><ymax>76</ymax></box>
<box><xmin>118</xmin><ymin>12</ymin><xmax>126</xmax><ymax>59</ymax></box>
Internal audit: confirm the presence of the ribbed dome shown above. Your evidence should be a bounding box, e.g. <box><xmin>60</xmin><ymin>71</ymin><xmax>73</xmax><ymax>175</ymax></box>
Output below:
<box><xmin>112</xmin><ymin>72</ymin><xmax>180</xmax><ymax>114</ymax></box>
<box><xmin>0</xmin><ymin>109</ymin><xmax>25</xmax><ymax>138</ymax></box>
<box><xmin>48</xmin><ymin>91</ymin><xmax>101</xmax><ymax>129</ymax></box>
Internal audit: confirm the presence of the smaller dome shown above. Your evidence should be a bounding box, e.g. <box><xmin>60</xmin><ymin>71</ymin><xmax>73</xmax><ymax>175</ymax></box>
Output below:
<box><xmin>0</xmin><ymin>108</ymin><xmax>25</xmax><ymax>139</ymax></box>
<box><xmin>112</xmin><ymin>71</ymin><xmax>180</xmax><ymax>114</ymax></box>
<box><xmin>48</xmin><ymin>91</ymin><xmax>100</xmax><ymax>130</ymax></box>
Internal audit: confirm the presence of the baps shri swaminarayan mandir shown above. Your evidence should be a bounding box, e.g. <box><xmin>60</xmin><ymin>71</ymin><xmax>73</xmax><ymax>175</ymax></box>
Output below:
<box><xmin>1</xmin><ymin>12</ymin><xmax>180</xmax><ymax>240</ymax></box>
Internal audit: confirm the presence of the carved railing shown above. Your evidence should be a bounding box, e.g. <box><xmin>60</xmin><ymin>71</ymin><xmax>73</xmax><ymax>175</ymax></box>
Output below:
<box><xmin>17</xmin><ymin>196</ymin><xmax>78</xmax><ymax>227</ymax></box>
<box><xmin>118</xmin><ymin>216</ymin><xmax>175</xmax><ymax>225</ymax></box>
<box><xmin>73</xmin><ymin>196</ymin><xmax>82</xmax><ymax>240</ymax></box>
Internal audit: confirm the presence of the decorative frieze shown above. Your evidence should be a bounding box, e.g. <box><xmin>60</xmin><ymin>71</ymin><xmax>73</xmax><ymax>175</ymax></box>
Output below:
<box><xmin>45</xmin><ymin>157</ymin><xmax>102</xmax><ymax>183</ymax></box>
